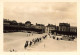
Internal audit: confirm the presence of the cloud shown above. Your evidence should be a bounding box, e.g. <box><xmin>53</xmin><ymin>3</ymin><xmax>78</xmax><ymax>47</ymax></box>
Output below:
<box><xmin>4</xmin><ymin>2</ymin><xmax>77</xmax><ymax>26</ymax></box>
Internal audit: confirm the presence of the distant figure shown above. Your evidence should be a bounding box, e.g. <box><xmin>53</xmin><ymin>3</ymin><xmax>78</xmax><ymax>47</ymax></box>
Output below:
<box><xmin>29</xmin><ymin>34</ymin><xmax>30</xmax><ymax>36</ymax></box>
<box><xmin>27</xmin><ymin>34</ymin><xmax>28</xmax><ymax>37</ymax></box>
<box><xmin>44</xmin><ymin>44</ymin><xmax>45</xmax><ymax>48</ymax></box>
<box><xmin>39</xmin><ymin>38</ymin><xmax>41</xmax><ymax>42</ymax></box>
<box><xmin>32</xmin><ymin>33</ymin><xmax>33</xmax><ymax>36</ymax></box>
<box><xmin>61</xmin><ymin>38</ymin><xmax>63</xmax><ymax>40</ymax></box>
<box><xmin>53</xmin><ymin>36</ymin><xmax>55</xmax><ymax>39</ymax></box>
<box><xmin>9</xmin><ymin>50</ymin><xmax>12</xmax><ymax>52</ymax></box>
<box><xmin>57</xmin><ymin>38</ymin><xmax>59</xmax><ymax>40</ymax></box>
<box><xmin>13</xmin><ymin>49</ymin><xmax>14</xmax><ymax>51</ymax></box>
<box><xmin>9</xmin><ymin>49</ymin><xmax>15</xmax><ymax>52</ymax></box>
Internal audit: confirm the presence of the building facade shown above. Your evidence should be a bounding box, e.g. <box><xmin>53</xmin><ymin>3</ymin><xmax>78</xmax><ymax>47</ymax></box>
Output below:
<box><xmin>34</xmin><ymin>23</ymin><xmax>45</xmax><ymax>33</ymax></box>
<box><xmin>57</xmin><ymin>23</ymin><xmax>70</xmax><ymax>35</ymax></box>
<box><xmin>45</xmin><ymin>24</ymin><xmax>56</xmax><ymax>34</ymax></box>
<box><xmin>59</xmin><ymin>23</ymin><xmax>70</xmax><ymax>32</ymax></box>
<box><xmin>4</xmin><ymin>19</ymin><xmax>77</xmax><ymax>36</ymax></box>
<box><xmin>70</xmin><ymin>26</ymin><xmax>77</xmax><ymax>33</ymax></box>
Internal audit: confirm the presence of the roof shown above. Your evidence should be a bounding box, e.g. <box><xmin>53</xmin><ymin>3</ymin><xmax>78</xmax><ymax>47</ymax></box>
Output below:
<box><xmin>59</xmin><ymin>23</ymin><xmax>70</xmax><ymax>27</ymax></box>
<box><xmin>36</xmin><ymin>24</ymin><xmax>44</xmax><ymax>26</ymax></box>
<box><xmin>47</xmin><ymin>24</ymin><xmax>56</xmax><ymax>27</ymax></box>
<box><xmin>70</xmin><ymin>26</ymin><xmax>77</xmax><ymax>29</ymax></box>
<box><xmin>25</xmin><ymin>21</ymin><xmax>31</xmax><ymax>24</ymax></box>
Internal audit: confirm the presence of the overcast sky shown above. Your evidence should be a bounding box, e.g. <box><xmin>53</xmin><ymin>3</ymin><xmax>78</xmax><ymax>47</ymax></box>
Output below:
<box><xmin>4</xmin><ymin>2</ymin><xmax>77</xmax><ymax>26</ymax></box>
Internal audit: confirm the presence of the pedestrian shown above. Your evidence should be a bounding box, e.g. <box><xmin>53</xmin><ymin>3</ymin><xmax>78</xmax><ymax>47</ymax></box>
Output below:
<box><xmin>32</xmin><ymin>33</ymin><xmax>33</xmax><ymax>36</ymax></box>
<box><xmin>27</xmin><ymin>34</ymin><xmax>28</xmax><ymax>37</ymax></box>
<box><xmin>13</xmin><ymin>49</ymin><xmax>15</xmax><ymax>52</ymax></box>
<box><xmin>44</xmin><ymin>44</ymin><xmax>45</xmax><ymax>48</ymax></box>
<box><xmin>57</xmin><ymin>38</ymin><xmax>59</xmax><ymax>40</ymax></box>
<box><xmin>53</xmin><ymin>36</ymin><xmax>55</xmax><ymax>39</ymax></box>
<box><xmin>9</xmin><ymin>50</ymin><xmax>12</xmax><ymax>52</ymax></box>
<box><xmin>29</xmin><ymin>34</ymin><xmax>30</xmax><ymax>36</ymax></box>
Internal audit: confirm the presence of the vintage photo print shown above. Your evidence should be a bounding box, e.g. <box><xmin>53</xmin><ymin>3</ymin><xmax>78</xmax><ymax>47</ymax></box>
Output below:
<box><xmin>3</xmin><ymin>2</ymin><xmax>77</xmax><ymax>52</ymax></box>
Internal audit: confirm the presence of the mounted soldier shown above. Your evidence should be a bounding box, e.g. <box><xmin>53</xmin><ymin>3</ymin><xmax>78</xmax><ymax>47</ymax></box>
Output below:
<box><xmin>24</xmin><ymin>41</ymin><xmax>28</xmax><ymax>49</ymax></box>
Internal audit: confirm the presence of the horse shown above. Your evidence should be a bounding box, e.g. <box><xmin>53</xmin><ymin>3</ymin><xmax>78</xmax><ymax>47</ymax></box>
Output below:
<box><xmin>24</xmin><ymin>41</ymin><xmax>28</xmax><ymax>49</ymax></box>
<box><xmin>29</xmin><ymin>41</ymin><xmax>33</xmax><ymax>46</ymax></box>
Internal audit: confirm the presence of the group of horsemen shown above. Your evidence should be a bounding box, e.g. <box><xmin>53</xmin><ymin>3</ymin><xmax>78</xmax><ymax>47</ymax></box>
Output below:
<box><xmin>9</xmin><ymin>33</ymin><xmax>65</xmax><ymax>52</ymax></box>
<box><xmin>24</xmin><ymin>35</ymin><xmax>47</xmax><ymax>49</ymax></box>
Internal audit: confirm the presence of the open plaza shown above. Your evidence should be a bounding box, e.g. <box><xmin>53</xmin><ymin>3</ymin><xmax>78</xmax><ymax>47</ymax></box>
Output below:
<box><xmin>4</xmin><ymin>32</ymin><xmax>77</xmax><ymax>52</ymax></box>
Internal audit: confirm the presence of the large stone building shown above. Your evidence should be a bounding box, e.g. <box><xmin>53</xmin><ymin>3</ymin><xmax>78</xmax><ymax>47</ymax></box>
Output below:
<box><xmin>35</xmin><ymin>23</ymin><xmax>45</xmax><ymax>29</ymax></box>
<box><xmin>34</xmin><ymin>23</ymin><xmax>45</xmax><ymax>33</ymax></box>
<box><xmin>4</xmin><ymin>19</ymin><xmax>25</xmax><ymax>32</ymax></box>
<box><xmin>4</xmin><ymin>19</ymin><xmax>10</xmax><ymax>25</ymax></box>
<box><xmin>59</xmin><ymin>23</ymin><xmax>70</xmax><ymax>32</ymax></box>
<box><xmin>4</xmin><ymin>19</ymin><xmax>77</xmax><ymax>36</ymax></box>
<box><xmin>70</xmin><ymin>26</ymin><xmax>77</xmax><ymax>33</ymax></box>
<box><xmin>45</xmin><ymin>24</ymin><xmax>56</xmax><ymax>34</ymax></box>
<box><xmin>57</xmin><ymin>23</ymin><xmax>70</xmax><ymax>35</ymax></box>
<box><xmin>70</xmin><ymin>26</ymin><xmax>77</xmax><ymax>36</ymax></box>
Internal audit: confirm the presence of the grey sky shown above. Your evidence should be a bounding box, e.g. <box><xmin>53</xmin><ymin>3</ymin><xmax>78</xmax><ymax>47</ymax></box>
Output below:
<box><xmin>4</xmin><ymin>2</ymin><xmax>77</xmax><ymax>26</ymax></box>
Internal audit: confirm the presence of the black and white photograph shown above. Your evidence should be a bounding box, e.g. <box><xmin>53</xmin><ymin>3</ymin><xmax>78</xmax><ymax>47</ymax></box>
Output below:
<box><xmin>3</xmin><ymin>2</ymin><xmax>77</xmax><ymax>52</ymax></box>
